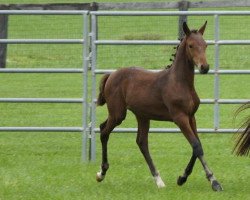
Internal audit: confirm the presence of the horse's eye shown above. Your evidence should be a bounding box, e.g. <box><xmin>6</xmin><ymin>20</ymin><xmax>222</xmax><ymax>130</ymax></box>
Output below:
<box><xmin>189</xmin><ymin>45</ymin><xmax>193</xmax><ymax>49</ymax></box>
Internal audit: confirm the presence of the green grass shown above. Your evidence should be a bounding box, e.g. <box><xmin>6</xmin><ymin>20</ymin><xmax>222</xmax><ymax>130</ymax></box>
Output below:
<box><xmin>1</xmin><ymin>133</ymin><xmax>249</xmax><ymax>200</ymax></box>
<box><xmin>0</xmin><ymin>1</ymin><xmax>249</xmax><ymax>199</ymax></box>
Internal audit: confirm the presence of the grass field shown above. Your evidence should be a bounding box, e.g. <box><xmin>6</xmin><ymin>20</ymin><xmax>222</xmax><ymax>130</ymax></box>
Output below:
<box><xmin>0</xmin><ymin>0</ymin><xmax>250</xmax><ymax>199</ymax></box>
<box><xmin>1</xmin><ymin>133</ymin><xmax>249</xmax><ymax>200</ymax></box>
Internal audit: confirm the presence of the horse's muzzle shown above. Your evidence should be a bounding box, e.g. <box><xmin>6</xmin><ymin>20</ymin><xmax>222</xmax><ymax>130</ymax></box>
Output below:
<box><xmin>199</xmin><ymin>64</ymin><xmax>209</xmax><ymax>74</ymax></box>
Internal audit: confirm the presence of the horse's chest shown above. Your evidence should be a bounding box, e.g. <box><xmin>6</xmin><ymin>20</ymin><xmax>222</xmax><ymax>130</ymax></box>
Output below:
<box><xmin>168</xmin><ymin>90</ymin><xmax>200</xmax><ymax>115</ymax></box>
<box><xmin>189</xmin><ymin>97</ymin><xmax>199</xmax><ymax>114</ymax></box>
<box><xmin>186</xmin><ymin>93</ymin><xmax>200</xmax><ymax>114</ymax></box>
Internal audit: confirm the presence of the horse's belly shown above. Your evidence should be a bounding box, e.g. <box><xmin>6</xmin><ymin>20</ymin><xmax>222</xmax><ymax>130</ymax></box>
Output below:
<box><xmin>128</xmin><ymin>104</ymin><xmax>172</xmax><ymax>121</ymax></box>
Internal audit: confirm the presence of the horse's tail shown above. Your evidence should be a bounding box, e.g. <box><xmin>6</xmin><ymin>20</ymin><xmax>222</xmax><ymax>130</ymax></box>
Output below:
<box><xmin>233</xmin><ymin>103</ymin><xmax>250</xmax><ymax>156</ymax></box>
<box><xmin>97</xmin><ymin>74</ymin><xmax>110</xmax><ymax>106</ymax></box>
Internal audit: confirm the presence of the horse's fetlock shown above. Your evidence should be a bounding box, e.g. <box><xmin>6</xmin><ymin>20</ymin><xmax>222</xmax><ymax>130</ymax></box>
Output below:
<box><xmin>102</xmin><ymin>163</ymin><xmax>109</xmax><ymax>172</ymax></box>
<box><xmin>206</xmin><ymin>172</ymin><xmax>214</xmax><ymax>181</ymax></box>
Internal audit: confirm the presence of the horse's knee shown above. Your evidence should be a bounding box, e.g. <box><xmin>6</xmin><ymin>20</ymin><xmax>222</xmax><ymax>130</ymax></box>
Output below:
<box><xmin>192</xmin><ymin>141</ymin><xmax>204</xmax><ymax>157</ymax></box>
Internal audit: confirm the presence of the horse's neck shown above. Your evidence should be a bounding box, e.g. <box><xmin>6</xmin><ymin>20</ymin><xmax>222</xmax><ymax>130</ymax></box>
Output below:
<box><xmin>171</xmin><ymin>41</ymin><xmax>195</xmax><ymax>87</ymax></box>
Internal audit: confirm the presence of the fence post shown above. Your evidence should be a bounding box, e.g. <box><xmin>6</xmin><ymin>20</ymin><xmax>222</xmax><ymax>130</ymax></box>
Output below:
<box><xmin>90</xmin><ymin>13</ymin><xmax>97</xmax><ymax>162</ymax></box>
<box><xmin>214</xmin><ymin>14</ymin><xmax>220</xmax><ymax>131</ymax></box>
<box><xmin>178</xmin><ymin>1</ymin><xmax>189</xmax><ymax>39</ymax></box>
<box><xmin>0</xmin><ymin>14</ymin><xmax>8</xmax><ymax>68</ymax></box>
<box><xmin>82</xmin><ymin>13</ymin><xmax>90</xmax><ymax>162</ymax></box>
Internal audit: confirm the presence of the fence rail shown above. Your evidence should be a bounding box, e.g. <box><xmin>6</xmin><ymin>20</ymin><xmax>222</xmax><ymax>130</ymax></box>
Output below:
<box><xmin>0</xmin><ymin>68</ymin><xmax>83</xmax><ymax>73</ymax></box>
<box><xmin>95</xmin><ymin>128</ymin><xmax>242</xmax><ymax>133</ymax></box>
<box><xmin>1</xmin><ymin>1</ymin><xmax>249</xmax><ymax>11</ymax></box>
<box><xmin>0</xmin><ymin>10</ymin><xmax>89</xmax><ymax>15</ymax></box>
<box><xmin>0</xmin><ymin>98</ymin><xmax>83</xmax><ymax>103</ymax></box>
<box><xmin>0</xmin><ymin>39</ymin><xmax>84</xmax><ymax>44</ymax></box>
<box><xmin>95</xmin><ymin>40</ymin><xmax>250</xmax><ymax>45</ymax></box>
<box><xmin>91</xmin><ymin>10</ymin><xmax>250</xmax><ymax>16</ymax></box>
<box><xmin>0</xmin><ymin>127</ymin><xmax>83</xmax><ymax>132</ymax></box>
<box><xmin>94</xmin><ymin>69</ymin><xmax>250</xmax><ymax>74</ymax></box>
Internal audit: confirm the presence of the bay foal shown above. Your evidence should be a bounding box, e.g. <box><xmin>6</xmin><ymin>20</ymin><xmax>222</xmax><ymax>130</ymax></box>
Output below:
<box><xmin>96</xmin><ymin>21</ymin><xmax>223</xmax><ymax>191</ymax></box>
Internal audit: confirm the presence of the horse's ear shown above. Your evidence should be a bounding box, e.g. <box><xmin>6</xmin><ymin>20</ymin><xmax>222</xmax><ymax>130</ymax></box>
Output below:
<box><xmin>198</xmin><ymin>21</ymin><xmax>207</xmax><ymax>35</ymax></box>
<box><xmin>183</xmin><ymin>21</ymin><xmax>191</xmax><ymax>36</ymax></box>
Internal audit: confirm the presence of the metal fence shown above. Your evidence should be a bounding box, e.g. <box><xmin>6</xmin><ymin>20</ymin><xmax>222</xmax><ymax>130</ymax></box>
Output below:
<box><xmin>90</xmin><ymin>11</ymin><xmax>250</xmax><ymax>160</ymax></box>
<box><xmin>0</xmin><ymin>10</ymin><xmax>249</xmax><ymax>161</ymax></box>
<box><xmin>0</xmin><ymin>10</ymin><xmax>90</xmax><ymax>161</ymax></box>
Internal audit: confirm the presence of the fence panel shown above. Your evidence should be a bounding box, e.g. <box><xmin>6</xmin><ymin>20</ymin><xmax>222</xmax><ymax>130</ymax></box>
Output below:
<box><xmin>90</xmin><ymin>11</ymin><xmax>250</xmax><ymax>160</ymax></box>
<box><xmin>0</xmin><ymin>10</ymin><xmax>90</xmax><ymax>161</ymax></box>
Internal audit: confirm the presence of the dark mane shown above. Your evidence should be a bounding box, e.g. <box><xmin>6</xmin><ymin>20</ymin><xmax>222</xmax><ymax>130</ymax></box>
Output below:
<box><xmin>165</xmin><ymin>29</ymin><xmax>198</xmax><ymax>69</ymax></box>
<box><xmin>165</xmin><ymin>37</ymin><xmax>184</xmax><ymax>69</ymax></box>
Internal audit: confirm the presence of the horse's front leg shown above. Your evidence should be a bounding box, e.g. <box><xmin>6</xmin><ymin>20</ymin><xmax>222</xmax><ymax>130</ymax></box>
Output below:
<box><xmin>177</xmin><ymin>154</ymin><xmax>197</xmax><ymax>186</ymax></box>
<box><xmin>136</xmin><ymin>117</ymin><xmax>165</xmax><ymax>188</ymax></box>
<box><xmin>174</xmin><ymin>113</ymin><xmax>223</xmax><ymax>191</ymax></box>
<box><xmin>177</xmin><ymin>117</ymin><xmax>198</xmax><ymax>185</ymax></box>
<box><xmin>198</xmin><ymin>156</ymin><xmax>223</xmax><ymax>191</ymax></box>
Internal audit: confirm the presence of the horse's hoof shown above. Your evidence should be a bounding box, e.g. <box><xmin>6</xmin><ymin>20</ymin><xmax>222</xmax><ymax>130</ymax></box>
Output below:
<box><xmin>177</xmin><ymin>176</ymin><xmax>187</xmax><ymax>186</ymax></box>
<box><xmin>211</xmin><ymin>180</ymin><xmax>223</xmax><ymax>191</ymax></box>
<box><xmin>154</xmin><ymin>175</ymin><xmax>166</xmax><ymax>188</ymax></box>
<box><xmin>96</xmin><ymin>172</ymin><xmax>105</xmax><ymax>182</ymax></box>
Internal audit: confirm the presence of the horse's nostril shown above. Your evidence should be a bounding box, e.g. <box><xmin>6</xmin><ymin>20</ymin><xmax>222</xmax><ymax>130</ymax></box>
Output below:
<box><xmin>201</xmin><ymin>64</ymin><xmax>209</xmax><ymax>69</ymax></box>
<box><xmin>200</xmin><ymin>64</ymin><xmax>209</xmax><ymax>74</ymax></box>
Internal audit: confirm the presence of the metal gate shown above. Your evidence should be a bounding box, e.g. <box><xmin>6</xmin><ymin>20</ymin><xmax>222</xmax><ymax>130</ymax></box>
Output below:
<box><xmin>0</xmin><ymin>10</ymin><xmax>249</xmax><ymax>161</ymax></box>
<box><xmin>90</xmin><ymin>11</ymin><xmax>250</xmax><ymax>161</ymax></box>
<box><xmin>0</xmin><ymin>10</ymin><xmax>90</xmax><ymax>161</ymax></box>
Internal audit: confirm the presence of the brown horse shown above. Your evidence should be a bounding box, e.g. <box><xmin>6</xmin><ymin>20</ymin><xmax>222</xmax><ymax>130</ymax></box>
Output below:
<box><xmin>96</xmin><ymin>21</ymin><xmax>223</xmax><ymax>191</ymax></box>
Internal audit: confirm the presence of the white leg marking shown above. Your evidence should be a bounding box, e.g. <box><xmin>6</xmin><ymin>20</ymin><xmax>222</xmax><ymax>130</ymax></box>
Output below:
<box><xmin>154</xmin><ymin>174</ymin><xmax>166</xmax><ymax>188</ymax></box>
<box><xmin>96</xmin><ymin>171</ymin><xmax>105</xmax><ymax>182</ymax></box>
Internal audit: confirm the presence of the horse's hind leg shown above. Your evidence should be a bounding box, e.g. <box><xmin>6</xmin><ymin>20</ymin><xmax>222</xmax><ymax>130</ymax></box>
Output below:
<box><xmin>136</xmin><ymin>117</ymin><xmax>165</xmax><ymax>188</ymax></box>
<box><xmin>96</xmin><ymin>117</ymin><xmax>119</xmax><ymax>182</ymax></box>
<box><xmin>96</xmin><ymin>106</ymin><xmax>127</xmax><ymax>182</ymax></box>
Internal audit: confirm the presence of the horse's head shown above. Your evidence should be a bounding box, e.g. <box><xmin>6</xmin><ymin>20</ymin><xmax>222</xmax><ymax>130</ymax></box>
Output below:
<box><xmin>183</xmin><ymin>21</ymin><xmax>209</xmax><ymax>74</ymax></box>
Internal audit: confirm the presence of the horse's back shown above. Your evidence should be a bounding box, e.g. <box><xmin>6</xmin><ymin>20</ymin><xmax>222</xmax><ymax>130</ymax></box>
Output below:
<box><xmin>104</xmin><ymin>67</ymin><xmax>171</xmax><ymax>120</ymax></box>
<box><xmin>105</xmin><ymin>67</ymin><xmax>159</xmax><ymax>96</ymax></box>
